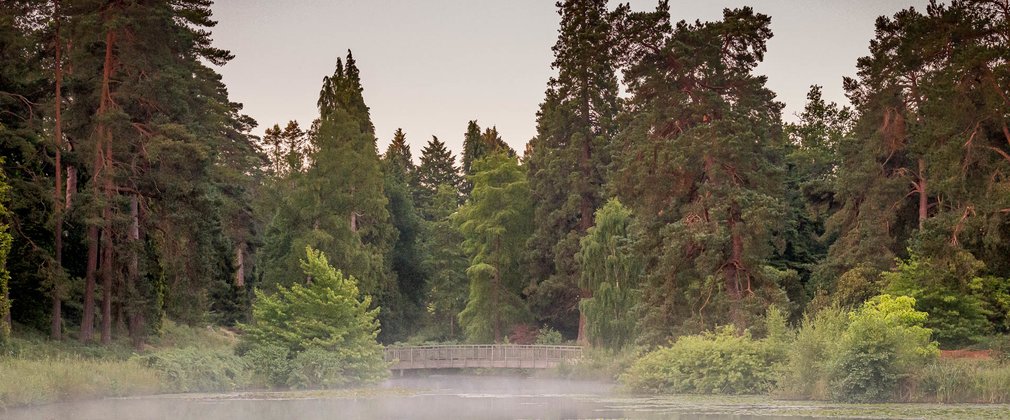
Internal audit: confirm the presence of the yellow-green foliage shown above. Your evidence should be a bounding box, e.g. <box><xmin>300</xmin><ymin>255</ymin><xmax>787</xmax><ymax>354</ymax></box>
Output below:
<box><xmin>0</xmin><ymin>357</ymin><xmax>162</xmax><ymax>408</ymax></box>
<box><xmin>777</xmin><ymin>295</ymin><xmax>939</xmax><ymax>402</ymax></box>
<box><xmin>239</xmin><ymin>247</ymin><xmax>387</xmax><ymax>388</ymax></box>
<box><xmin>830</xmin><ymin>295</ymin><xmax>938</xmax><ymax>402</ymax></box>
<box><xmin>621</xmin><ymin>325</ymin><xmax>787</xmax><ymax>395</ymax></box>
<box><xmin>776</xmin><ymin>307</ymin><xmax>848</xmax><ymax>400</ymax></box>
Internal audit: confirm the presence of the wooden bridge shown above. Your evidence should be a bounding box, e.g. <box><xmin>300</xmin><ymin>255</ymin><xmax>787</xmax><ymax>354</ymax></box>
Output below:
<box><xmin>383</xmin><ymin>344</ymin><xmax>584</xmax><ymax>371</ymax></box>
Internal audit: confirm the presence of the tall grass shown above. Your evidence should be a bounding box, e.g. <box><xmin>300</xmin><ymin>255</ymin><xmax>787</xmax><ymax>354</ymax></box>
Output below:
<box><xmin>0</xmin><ymin>321</ymin><xmax>243</xmax><ymax>408</ymax></box>
<box><xmin>0</xmin><ymin>357</ymin><xmax>163</xmax><ymax>408</ymax></box>
<box><xmin>913</xmin><ymin>359</ymin><xmax>1010</xmax><ymax>403</ymax></box>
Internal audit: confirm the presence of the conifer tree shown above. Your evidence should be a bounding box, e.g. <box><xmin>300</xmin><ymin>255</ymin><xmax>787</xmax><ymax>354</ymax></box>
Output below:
<box><xmin>416</xmin><ymin>136</ymin><xmax>462</xmax><ymax>214</ymax></box>
<box><xmin>261</xmin><ymin>51</ymin><xmax>402</xmax><ymax>341</ymax></box>
<box><xmin>460</xmin><ymin>121</ymin><xmax>514</xmax><ymax>196</ymax></box>
<box><xmin>420</xmin><ymin>184</ymin><xmax>469</xmax><ymax>339</ymax></box>
<box><xmin>382</xmin><ymin>129</ymin><xmax>426</xmax><ymax>337</ymax></box>
<box><xmin>526</xmin><ymin>0</ymin><xmax>621</xmax><ymax>342</ymax></box>
<box><xmin>613</xmin><ymin>5</ymin><xmax>788</xmax><ymax>342</ymax></box>
<box><xmin>456</xmin><ymin>153</ymin><xmax>533</xmax><ymax>343</ymax></box>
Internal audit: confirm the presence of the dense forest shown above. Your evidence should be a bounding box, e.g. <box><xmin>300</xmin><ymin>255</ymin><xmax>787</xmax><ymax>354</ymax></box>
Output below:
<box><xmin>2</xmin><ymin>0</ymin><xmax>1009</xmax><ymax>358</ymax></box>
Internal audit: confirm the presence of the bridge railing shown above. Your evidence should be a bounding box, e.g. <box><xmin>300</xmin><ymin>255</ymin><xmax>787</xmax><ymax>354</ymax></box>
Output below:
<box><xmin>383</xmin><ymin>344</ymin><xmax>583</xmax><ymax>369</ymax></box>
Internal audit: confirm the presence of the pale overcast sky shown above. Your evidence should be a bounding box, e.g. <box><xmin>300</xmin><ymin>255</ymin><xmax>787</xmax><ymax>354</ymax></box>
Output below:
<box><xmin>209</xmin><ymin>0</ymin><xmax>931</xmax><ymax>159</ymax></box>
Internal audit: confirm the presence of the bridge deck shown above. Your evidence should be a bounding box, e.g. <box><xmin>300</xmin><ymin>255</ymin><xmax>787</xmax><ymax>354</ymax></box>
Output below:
<box><xmin>384</xmin><ymin>344</ymin><xmax>583</xmax><ymax>370</ymax></box>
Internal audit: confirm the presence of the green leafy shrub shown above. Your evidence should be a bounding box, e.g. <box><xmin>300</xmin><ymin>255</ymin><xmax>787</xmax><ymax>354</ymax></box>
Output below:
<box><xmin>777</xmin><ymin>306</ymin><xmax>848</xmax><ymax>399</ymax></box>
<box><xmin>136</xmin><ymin>347</ymin><xmax>250</xmax><ymax>392</ymax></box>
<box><xmin>535</xmin><ymin>327</ymin><xmax>564</xmax><ymax>345</ymax></box>
<box><xmin>240</xmin><ymin>343</ymin><xmax>291</xmax><ymax>387</ymax></box>
<box><xmin>884</xmin><ymin>252</ymin><xmax>991</xmax><ymax>347</ymax></box>
<box><xmin>621</xmin><ymin>325</ymin><xmax>787</xmax><ymax>394</ymax></box>
<box><xmin>239</xmin><ymin>247</ymin><xmax>388</xmax><ymax>388</ymax></box>
<box><xmin>829</xmin><ymin>295</ymin><xmax>938</xmax><ymax>402</ymax></box>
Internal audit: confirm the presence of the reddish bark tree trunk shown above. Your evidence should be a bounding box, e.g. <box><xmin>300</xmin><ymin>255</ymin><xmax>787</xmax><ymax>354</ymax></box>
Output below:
<box><xmin>98</xmin><ymin>29</ymin><xmax>117</xmax><ymax>346</ymax></box>
<box><xmin>51</xmin><ymin>1</ymin><xmax>64</xmax><ymax>340</ymax></box>
<box><xmin>918</xmin><ymin>158</ymin><xmax>928</xmax><ymax>229</ymax></box>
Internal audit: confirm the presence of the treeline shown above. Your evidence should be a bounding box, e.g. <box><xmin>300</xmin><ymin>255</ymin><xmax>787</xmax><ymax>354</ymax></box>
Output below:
<box><xmin>2</xmin><ymin>0</ymin><xmax>1009</xmax><ymax>351</ymax></box>
<box><xmin>1</xmin><ymin>0</ymin><xmax>260</xmax><ymax>347</ymax></box>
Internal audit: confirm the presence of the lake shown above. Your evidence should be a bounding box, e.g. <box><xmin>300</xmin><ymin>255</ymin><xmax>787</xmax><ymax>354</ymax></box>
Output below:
<box><xmin>6</xmin><ymin>375</ymin><xmax>1009</xmax><ymax>419</ymax></box>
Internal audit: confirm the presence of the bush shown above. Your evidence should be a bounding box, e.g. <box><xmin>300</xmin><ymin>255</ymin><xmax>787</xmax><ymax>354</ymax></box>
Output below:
<box><xmin>239</xmin><ymin>247</ymin><xmax>388</xmax><ymax>388</ymax></box>
<box><xmin>884</xmin><ymin>252</ymin><xmax>991</xmax><ymax>347</ymax></box>
<box><xmin>535</xmin><ymin>327</ymin><xmax>564</xmax><ymax>345</ymax></box>
<box><xmin>621</xmin><ymin>325</ymin><xmax>786</xmax><ymax>395</ymax></box>
<box><xmin>777</xmin><ymin>307</ymin><xmax>848</xmax><ymax>399</ymax></box>
<box><xmin>136</xmin><ymin>347</ymin><xmax>250</xmax><ymax>392</ymax></box>
<box><xmin>829</xmin><ymin>295</ymin><xmax>938</xmax><ymax>402</ymax></box>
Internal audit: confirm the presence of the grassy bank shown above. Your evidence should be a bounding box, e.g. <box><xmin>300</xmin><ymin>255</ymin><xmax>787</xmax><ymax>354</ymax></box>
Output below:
<box><xmin>0</xmin><ymin>321</ymin><xmax>242</xmax><ymax>409</ymax></box>
<box><xmin>0</xmin><ymin>357</ymin><xmax>162</xmax><ymax>407</ymax></box>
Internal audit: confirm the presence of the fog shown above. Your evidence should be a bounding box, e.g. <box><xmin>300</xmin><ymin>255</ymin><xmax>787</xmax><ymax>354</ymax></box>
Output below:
<box><xmin>9</xmin><ymin>374</ymin><xmax>1005</xmax><ymax>419</ymax></box>
<box><xmin>4</xmin><ymin>375</ymin><xmax>794</xmax><ymax>420</ymax></box>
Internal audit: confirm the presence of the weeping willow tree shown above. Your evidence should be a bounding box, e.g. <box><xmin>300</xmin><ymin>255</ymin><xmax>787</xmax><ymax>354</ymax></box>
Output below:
<box><xmin>576</xmin><ymin>199</ymin><xmax>642</xmax><ymax>349</ymax></box>
<box><xmin>455</xmin><ymin>153</ymin><xmax>533</xmax><ymax>343</ymax></box>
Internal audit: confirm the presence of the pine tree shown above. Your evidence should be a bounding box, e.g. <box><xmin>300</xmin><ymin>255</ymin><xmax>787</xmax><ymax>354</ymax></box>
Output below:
<box><xmin>384</xmin><ymin>128</ymin><xmax>414</xmax><ymax>180</ymax></box>
<box><xmin>260</xmin><ymin>51</ymin><xmax>402</xmax><ymax>341</ymax></box>
<box><xmin>773</xmin><ymin>86</ymin><xmax>852</xmax><ymax>312</ymax></box>
<box><xmin>613</xmin><ymin>5</ymin><xmax>788</xmax><ymax>342</ymax></box>
<box><xmin>456</xmin><ymin>153</ymin><xmax>533</xmax><ymax>343</ymax></box>
<box><xmin>416</xmin><ymin>135</ymin><xmax>462</xmax><ymax>215</ymax></box>
<box><xmin>381</xmin><ymin>129</ymin><xmax>426</xmax><ymax>338</ymax></box>
<box><xmin>820</xmin><ymin>2</ymin><xmax>1010</xmax><ymax>340</ymax></box>
<box><xmin>420</xmin><ymin>184</ymin><xmax>469</xmax><ymax>339</ymax></box>
<box><xmin>460</xmin><ymin>121</ymin><xmax>514</xmax><ymax>196</ymax></box>
<box><xmin>526</xmin><ymin>0</ymin><xmax>621</xmax><ymax>342</ymax></box>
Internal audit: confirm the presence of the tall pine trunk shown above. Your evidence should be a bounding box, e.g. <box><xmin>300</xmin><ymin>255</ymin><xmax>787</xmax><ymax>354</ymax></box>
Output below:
<box><xmin>98</xmin><ymin>29</ymin><xmax>117</xmax><ymax>345</ymax></box>
<box><xmin>918</xmin><ymin>158</ymin><xmax>928</xmax><ymax>228</ymax></box>
<box><xmin>51</xmin><ymin>1</ymin><xmax>64</xmax><ymax>340</ymax></box>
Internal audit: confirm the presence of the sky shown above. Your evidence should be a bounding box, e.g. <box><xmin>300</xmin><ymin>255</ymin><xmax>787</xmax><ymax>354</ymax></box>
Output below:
<box><xmin>209</xmin><ymin>0</ymin><xmax>932</xmax><ymax>159</ymax></box>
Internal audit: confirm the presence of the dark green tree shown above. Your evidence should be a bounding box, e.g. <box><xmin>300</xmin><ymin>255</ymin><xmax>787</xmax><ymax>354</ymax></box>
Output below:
<box><xmin>416</xmin><ymin>135</ymin><xmax>462</xmax><ymax>215</ymax></box>
<box><xmin>612</xmin><ymin>5</ymin><xmax>788</xmax><ymax>342</ymax></box>
<box><xmin>381</xmin><ymin>129</ymin><xmax>425</xmax><ymax>338</ymax></box>
<box><xmin>420</xmin><ymin>184</ymin><xmax>469</xmax><ymax>340</ymax></box>
<box><xmin>525</xmin><ymin>0</ymin><xmax>621</xmax><ymax>342</ymax></box>
<box><xmin>260</xmin><ymin>52</ymin><xmax>402</xmax><ymax>341</ymax></box>
<box><xmin>773</xmin><ymin>86</ymin><xmax>852</xmax><ymax>314</ymax></box>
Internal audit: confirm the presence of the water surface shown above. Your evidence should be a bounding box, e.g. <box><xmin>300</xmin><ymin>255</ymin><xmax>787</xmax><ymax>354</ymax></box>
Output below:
<box><xmin>7</xmin><ymin>375</ymin><xmax>1009</xmax><ymax>419</ymax></box>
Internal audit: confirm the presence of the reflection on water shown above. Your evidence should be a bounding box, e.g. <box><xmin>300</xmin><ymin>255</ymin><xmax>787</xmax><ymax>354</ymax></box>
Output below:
<box><xmin>5</xmin><ymin>375</ymin><xmax>1009</xmax><ymax>420</ymax></box>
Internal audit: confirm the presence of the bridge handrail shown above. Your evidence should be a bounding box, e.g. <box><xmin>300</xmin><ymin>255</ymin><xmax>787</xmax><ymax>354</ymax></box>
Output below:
<box><xmin>382</xmin><ymin>344</ymin><xmax>584</xmax><ymax>365</ymax></box>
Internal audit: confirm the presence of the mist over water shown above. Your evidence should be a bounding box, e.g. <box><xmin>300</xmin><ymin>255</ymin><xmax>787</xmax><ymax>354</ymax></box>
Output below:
<box><xmin>7</xmin><ymin>375</ymin><xmax>1008</xmax><ymax>419</ymax></box>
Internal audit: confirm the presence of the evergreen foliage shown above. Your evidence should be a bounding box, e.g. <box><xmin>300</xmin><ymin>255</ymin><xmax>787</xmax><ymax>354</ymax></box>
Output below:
<box><xmin>526</xmin><ymin>0</ymin><xmax>621</xmax><ymax>341</ymax></box>
<box><xmin>416</xmin><ymin>136</ymin><xmax>462</xmax><ymax>214</ymax></box>
<box><xmin>420</xmin><ymin>185</ymin><xmax>468</xmax><ymax>340</ymax></box>
<box><xmin>455</xmin><ymin>153</ymin><xmax>533</xmax><ymax>343</ymax></box>
<box><xmin>239</xmin><ymin>247</ymin><xmax>386</xmax><ymax>388</ymax></box>
<box><xmin>612</xmin><ymin>5</ymin><xmax>788</xmax><ymax>342</ymax></box>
